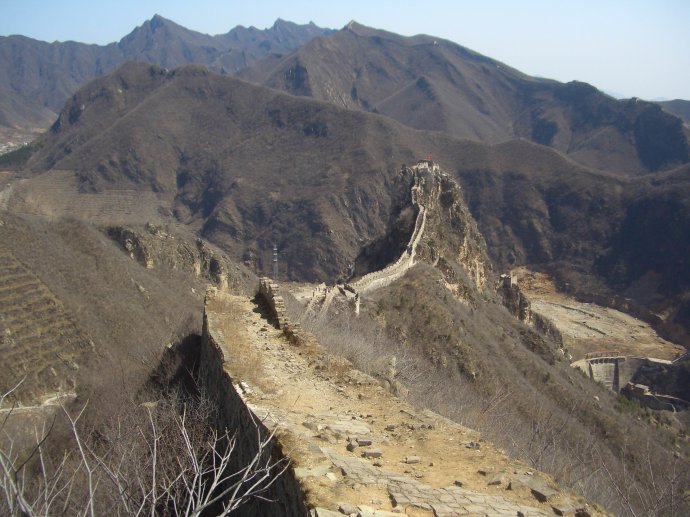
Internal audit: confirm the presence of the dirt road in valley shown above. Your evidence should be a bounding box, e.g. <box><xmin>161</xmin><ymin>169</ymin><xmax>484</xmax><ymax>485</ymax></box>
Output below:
<box><xmin>513</xmin><ymin>268</ymin><xmax>684</xmax><ymax>361</ymax></box>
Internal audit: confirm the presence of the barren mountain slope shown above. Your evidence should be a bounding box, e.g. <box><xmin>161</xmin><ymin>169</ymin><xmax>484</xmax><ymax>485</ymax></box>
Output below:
<box><xmin>0</xmin><ymin>15</ymin><xmax>332</xmax><ymax>130</ymax></box>
<box><xmin>659</xmin><ymin>99</ymin><xmax>690</xmax><ymax>123</ymax></box>
<box><xmin>10</xmin><ymin>61</ymin><xmax>690</xmax><ymax>341</ymax></box>
<box><xmin>281</xmin><ymin>160</ymin><xmax>688</xmax><ymax>516</ymax></box>
<box><xmin>0</xmin><ymin>209</ymin><xmax>255</xmax><ymax>404</ymax></box>
<box><xmin>241</xmin><ymin>22</ymin><xmax>689</xmax><ymax>173</ymax></box>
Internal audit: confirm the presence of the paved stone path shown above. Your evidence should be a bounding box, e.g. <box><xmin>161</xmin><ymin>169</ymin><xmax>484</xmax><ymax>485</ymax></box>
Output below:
<box><xmin>206</xmin><ymin>290</ymin><xmax>601</xmax><ymax>517</ymax></box>
<box><xmin>328</xmin><ymin>453</ymin><xmax>549</xmax><ymax>517</ymax></box>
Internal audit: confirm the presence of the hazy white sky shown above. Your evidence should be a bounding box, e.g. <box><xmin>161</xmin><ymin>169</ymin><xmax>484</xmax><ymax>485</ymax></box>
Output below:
<box><xmin>2</xmin><ymin>0</ymin><xmax>689</xmax><ymax>100</ymax></box>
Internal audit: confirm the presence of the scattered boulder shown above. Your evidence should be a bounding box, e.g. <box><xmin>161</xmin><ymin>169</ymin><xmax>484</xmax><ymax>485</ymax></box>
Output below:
<box><xmin>487</xmin><ymin>472</ymin><xmax>506</xmax><ymax>486</ymax></box>
<box><xmin>529</xmin><ymin>481</ymin><xmax>559</xmax><ymax>502</ymax></box>
<box><xmin>338</xmin><ymin>502</ymin><xmax>358</xmax><ymax>515</ymax></box>
<box><xmin>362</xmin><ymin>448</ymin><xmax>383</xmax><ymax>459</ymax></box>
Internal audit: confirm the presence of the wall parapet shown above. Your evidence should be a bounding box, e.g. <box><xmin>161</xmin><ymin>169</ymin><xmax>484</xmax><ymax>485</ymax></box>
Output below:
<box><xmin>258</xmin><ymin>277</ymin><xmax>312</xmax><ymax>346</ymax></box>
<box><xmin>199</xmin><ymin>306</ymin><xmax>309</xmax><ymax>516</ymax></box>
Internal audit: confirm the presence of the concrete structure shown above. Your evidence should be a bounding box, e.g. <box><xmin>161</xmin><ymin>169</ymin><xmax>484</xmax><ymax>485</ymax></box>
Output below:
<box><xmin>572</xmin><ymin>353</ymin><xmax>664</xmax><ymax>394</ymax></box>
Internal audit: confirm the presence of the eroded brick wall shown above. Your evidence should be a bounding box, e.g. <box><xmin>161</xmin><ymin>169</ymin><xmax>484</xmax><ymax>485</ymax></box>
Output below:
<box><xmin>199</xmin><ymin>308</ymin><xmax>308</xmax><ymax>516</ymax></box>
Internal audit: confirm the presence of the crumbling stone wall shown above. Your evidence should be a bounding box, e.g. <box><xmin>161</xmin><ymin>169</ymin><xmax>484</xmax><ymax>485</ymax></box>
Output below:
<box><xmin>199</xmin><ymin>308</ymin><xmax>308</xmax><ymax>516</ymax></box>
<box><xmin>498</xmin><ymin>276</ymin><xmax>564</xmax><ymax>348</ymax></box>
<box><xmin>258</xmin><ymin>277</ymin><xmax>311</xmax><ymax>346</ymax></box>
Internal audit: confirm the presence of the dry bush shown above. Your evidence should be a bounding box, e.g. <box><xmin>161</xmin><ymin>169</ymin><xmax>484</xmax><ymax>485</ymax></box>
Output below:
<box><xmin>0</xmin><ymin>381</ymin><xmax>287</xmax><ymax>516</ymax></box>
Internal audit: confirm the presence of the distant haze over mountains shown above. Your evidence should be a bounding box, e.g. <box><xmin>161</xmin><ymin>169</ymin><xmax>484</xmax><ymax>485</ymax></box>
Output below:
<box><xmin>0</xmin><ymin>15</ymin><xmax>333</xmax><ymax>130</ymax></box>
<box><xmin>1</xmin><ymin>15</ymin><xmax>688</xmax><ymax>175</ymax></box>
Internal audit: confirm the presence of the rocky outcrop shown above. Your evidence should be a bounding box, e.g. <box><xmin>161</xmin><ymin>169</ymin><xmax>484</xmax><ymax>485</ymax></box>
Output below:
<box><xmin>411</xmin><ymin>161</ymin><xmax>493</xmax><ymax>295</ymax></box>
<box><xmin>105</xmin><ymin>224</ymin><xmax>255</xmax><ymax>292</ymax></box>
<box><xmin>497</xmin><ymin>274</ymin><xmax>564</xmax><ymax>349</ymax></box>
<box><xmin>349</xmin><ymin>160</ymin><xmax>493</xmax><ymax>302</ymax></box>
<box><xmin>107</xmin><ymin>226</ymin><xmax>154</xmax><ymax>269</ymax></box>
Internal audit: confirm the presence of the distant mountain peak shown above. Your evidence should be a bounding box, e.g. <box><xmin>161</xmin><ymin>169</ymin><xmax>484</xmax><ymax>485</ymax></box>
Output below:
<box><xmin>147</xmin><ymin>14</ymin><xmax>173</xmax><ymax>30</ymax></box>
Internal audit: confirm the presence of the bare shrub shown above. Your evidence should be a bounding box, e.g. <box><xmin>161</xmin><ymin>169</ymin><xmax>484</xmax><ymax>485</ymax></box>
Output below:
<box><xmin>0</xmin><ymin>381</ymin><xmax>287</xmax><ymax>516</ymax></box>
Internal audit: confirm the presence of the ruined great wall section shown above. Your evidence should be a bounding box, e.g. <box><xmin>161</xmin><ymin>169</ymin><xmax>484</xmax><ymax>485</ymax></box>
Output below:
<box><xmin>199</xmin><ymin>295</ymin><xmax>308</xmax><ymax>516</ymax></box>
<box><xmin>344</xmin><ymin>160</ymin><xmax>492</xmax><ymax>306</ymax></box>
<box><xmin>350</xmin><ymin>168</ymin><xmax>428</xmax><ymax>295</ymax></box>
<box><xmin>197</xmin><ymin>283</ymin><xmax>602</xmax><ymax>516</ymax></box>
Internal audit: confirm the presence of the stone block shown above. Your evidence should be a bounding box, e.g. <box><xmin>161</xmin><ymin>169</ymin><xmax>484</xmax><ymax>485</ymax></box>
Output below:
<box><xmin>294</xmin><ymin>464</ymin><xmax>332</xmax><ymax>478</ymax></box>
<box><xmin>507</xmin><ymin>477</ymin><xmax>527</xmax><ymax>490</ymax></box>
<box><xmin>529</xmin><ymin>482</ymin><xmax>558</xmax><ymax>503</ymax></box>
<box><xmin>338</xmin><ymin>502</ymin><xmax>358</xmax><ymax>515</ymax></box>
<box><xmin>431</xmin><ymin>503</ymin><xmax>461</xmax><ymax>517</ymax></box>
<box><xmin>552</xmin><ymin>504</ymin><xmax>577</xmax><ymax>516</ymax></box>
<box><xmin>362</xmin><ymin>448</ymin><xmax>383</xmax><ymax>459</ymax></box>
<box><xmin>487</xmin><ymin>472</ymin><xmax>506</xmax><ymax>486</ymax></box>
<box><xmin>389</xmin><ymin>490</ymin><xmax>411</xmax><ymax>507</ymax></box>
<box><xmin>404</xmin><ymin>456</ymin><xmax>420</xmax><ymax>464</ymax></box>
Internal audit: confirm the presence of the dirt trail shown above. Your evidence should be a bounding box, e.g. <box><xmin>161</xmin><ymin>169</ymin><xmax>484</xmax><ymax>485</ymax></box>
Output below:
<box><xmin>206</xmin><ymin>291</ymin><xmax>602</xmax><ymax>516</ymax></box>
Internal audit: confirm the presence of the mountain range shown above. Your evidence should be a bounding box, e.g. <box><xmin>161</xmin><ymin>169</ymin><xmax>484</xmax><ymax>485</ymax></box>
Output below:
<box><xmin>0</xmin><ymin>15</ymin><xmax>332</xmax><ymax>130</ymax></box>
<box><xmin>3</xmin><ymin>16</ymin><xmax>689</xmax><ymax>175</ymax></box>
<box><xmin>239</xmin><ymin>21</ymin><xmax>689</xmax><ymax>174</ymax></box>
<box><xmin>5</xmin><ymin>58</ymin><xmax>688</xmax><ymax>347</ymax></box>
<box><xmin>2</xmin><ymin>16</ymin><xmax>690</xmax><ymax>515</ymax></box>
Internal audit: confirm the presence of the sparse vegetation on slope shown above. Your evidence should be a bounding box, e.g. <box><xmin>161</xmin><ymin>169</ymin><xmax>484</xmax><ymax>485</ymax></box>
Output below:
<box><xmin>241</xmin><ymin>23</ymin><xmax>689</xmax><ymax>173</ymax></box>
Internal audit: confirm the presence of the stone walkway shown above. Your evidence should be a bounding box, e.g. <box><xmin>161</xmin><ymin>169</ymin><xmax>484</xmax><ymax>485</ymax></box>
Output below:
<box><xmin>206</xmin><ymin>290</ymin><xmax>601</xmax><ymax>517</ymax></box>
<box><xmin>327</xmin><ymin>453</ymin><xmax>550</xmax><ymax>517</ymax></box>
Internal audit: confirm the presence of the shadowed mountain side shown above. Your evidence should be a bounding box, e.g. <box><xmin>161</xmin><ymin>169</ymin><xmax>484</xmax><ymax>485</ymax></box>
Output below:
<box><xmin>658</xmin><ymin>99</ymin><xmax>690</xmax><ymax>124</ymax></box>
<box><xmin>446</xmin><ymin>143</ymin><xmax>690</xmax><ymax>345</ymax></box>
<box><xmin>0</xmin><ymin>210</ymin><xmax>257</xmax><ymax>403</ymax></box>
<box><xmin>0</xmin><ymin>15</ymin><xmax>332</xmax><ymax>130</ymax></box>
<box><xmin>0</xmin><ymin>213</ymin><xmax>198</xmax><ymax>402</ymax></box>
<box><xmin>240</xmin><ymin>22</ymin><xmax>689</xmax><ymax>173</ymax></box>
<box><xmin>16</xmin><ymin>62</ymin><xmax>690</xmax><ymax>341</ymax></box>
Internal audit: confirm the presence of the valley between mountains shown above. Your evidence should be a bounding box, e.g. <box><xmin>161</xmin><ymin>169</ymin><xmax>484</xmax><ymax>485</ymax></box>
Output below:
<box><xmin>1</xmin><ymin>15</ymin><xmax>689</xmax><ymax>517</ymax></box>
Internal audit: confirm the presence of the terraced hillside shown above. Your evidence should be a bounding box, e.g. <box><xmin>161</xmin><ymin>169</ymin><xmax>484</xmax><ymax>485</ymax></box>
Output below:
<box><xmin>0</xmin><ymin>251</ymin><xmax>92</xmax><ymax>403</ymax></box>
<box><xmin>2</xmin><ymin>170</ymin><xmax>165</xmax><ymax>225</ymax></box>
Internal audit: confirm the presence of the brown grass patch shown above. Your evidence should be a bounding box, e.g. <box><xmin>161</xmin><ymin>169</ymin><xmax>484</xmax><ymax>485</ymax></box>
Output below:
<box><xmin>212</xmin><ymin>298</ymin><xmax>264</xmax><ymax>387</ymax></box>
